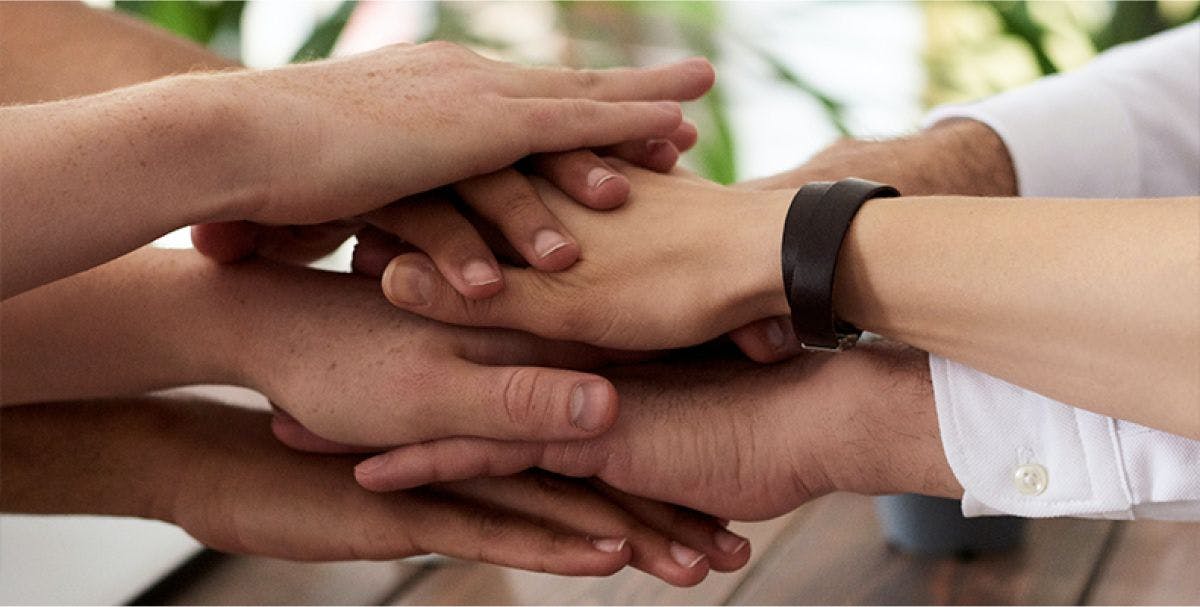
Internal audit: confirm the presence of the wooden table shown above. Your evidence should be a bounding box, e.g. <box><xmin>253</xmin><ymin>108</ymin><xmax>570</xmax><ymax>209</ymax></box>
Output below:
<box><xmin>135</xmin><ymin>491</ymin><xmax>1200</xmax><ymax>605</ymax></box>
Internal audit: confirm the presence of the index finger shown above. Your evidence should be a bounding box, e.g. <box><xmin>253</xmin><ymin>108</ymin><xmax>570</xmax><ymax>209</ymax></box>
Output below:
<box><xmin>510</xmin><ymin>57</ymin><xmax>715</xmax><ymax>102</ymax></box>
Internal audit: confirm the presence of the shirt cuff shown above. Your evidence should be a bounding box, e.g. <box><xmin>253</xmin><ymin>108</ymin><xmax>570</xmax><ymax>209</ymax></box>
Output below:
<box><xmin>930</xmin><ymin>354</ymin><xmax>1200</xmax><ymax>519</ymax></box>
<box><xmin>930</xmin><ymin>354</ymin><xmax>1137</xmax><ymax>518</ymax></box>
<box><xmin>922</xmin><ymin>69</ymin><xmax>1140</xmax><ymax>198</ymax></box>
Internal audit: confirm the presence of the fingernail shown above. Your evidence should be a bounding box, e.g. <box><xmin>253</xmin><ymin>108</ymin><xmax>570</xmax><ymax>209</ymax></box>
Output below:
<box><xmin>461</xmin><ymin>259</ymin><xmax>500</xmax><ymax>286</ymax></box>
<box><xmin>646</xmin><ymin>138</ymin><xmax>670</xmax><ymax>155</ymax></box>
<box><xmin>765</xmin><ymin>318</ymin><xmax>788</xmax><ymax>350</ymax></box>
<box><xmin>385</xmin><ymin>262</ymin><xmax>432</xmax><ymax>306</ymax></box>
<box><xmin>713</xmin><ymin>529</ymin><xmax>748</xmax><ymax>555</ymax></box>
<box><xmin>569</xmin><ymin>381</ymin><xmax>610</xmax><ymax>432</ymax></box>
<box><xmin>355</xmin><ymin>456</ymin><xmax>385</xmax><ymax>476</ymax></box>
<box><xmin>587</xmin><ymin>167</ymin><xmax>617</xmax><ymax>190</ymax></box>
<box><xmin>533</xmin><ymin>229</ymin><xmax>570</xmax><ymax>259</ymax></box>
<box><xmin>592</xmin><ymin>537</ymin><xmax>627</xmax><ymax>553</ymax></box>
<box><xmin>669</xmin><ymin>541</ymin><xmax>706</xmax><ymax>568</ymax></box>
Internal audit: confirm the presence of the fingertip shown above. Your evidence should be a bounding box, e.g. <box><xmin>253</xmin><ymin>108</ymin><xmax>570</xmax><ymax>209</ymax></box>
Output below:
<box><xmin>671</xmin><ymin>56</ymin><xmax>716</xmax><ymax>99</ymax></box>
<box><xmin>586</xmin><ymin>171</ymin><xmax>631</xmax><ymax>210</ymax></box>
<box><xmin>381</xmin><ymin>253</ymin><xmax>436</xmax><ymax>309</ymax></box>
<box><xmin>729</xmin><ymin>317</ymin><xmax>802</xmax><ymax>363</ymax></box>
<box><xmin>190</xmin><ymin>221</ymin><xmax>261</xmax><ymax>263</ymax></box>
<box><xmin>643</xmin><ymin>139</ymin><xmax>681</xmax><ymax>173</ymax></box>
<box><xmin>568</xmin><ymin>376</ymin><xmax>619</xmax><ymax>436</ymax></box>
<box><xmin>528</xmin><ymin>229</ymin><xmax>580</xmax><ymax>271</ymax></box>
<box><xmin>669</xmin><ymin>121</ymin><xmax>700</xmax><ymax>153</ymax></box>
<box><xmin>457</xmin><ymin>258</ymin><xmax>506</xmax><ymax>299</ymax></box>
<box><xmin>354</xmin><ymin>454</ymin><xmax>397</xmax><ymax>492</ymax></box>
<box><xmin>528</xmin><ymin>239</ymin><xmax>580</xmax><ymax>272</ymax></box>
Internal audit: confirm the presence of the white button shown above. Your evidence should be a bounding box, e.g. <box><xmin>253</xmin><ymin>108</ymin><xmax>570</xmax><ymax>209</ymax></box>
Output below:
<box><xmin>1013</xmin><ymin>463</ymin><xmax>1049</xmax><ymax>496</ymax></box>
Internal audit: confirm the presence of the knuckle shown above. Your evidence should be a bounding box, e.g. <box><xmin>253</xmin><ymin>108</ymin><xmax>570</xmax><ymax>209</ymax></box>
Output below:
<box><xmin>473</xmin><ymin>510</ymin><xmax>512</xmax><ymax>544</ymax></box>
<box><xmin>571</xmin><ymin>69</ymin><xmax>601</xmax><ymax>91</ymax></box>
<box><xmin>422</xmin><ymin>39</ymin><xmax>462</xmax><ymax>56</ymax></box>
<box><xmin>499</xmin><ymin>367</ymin><xmax>552</xmax><ymax>430</ymax></box>
<box><xmin>524</xmin><ymin>103</ymin><xmax>561</xmax><ymax>131</ymax></box>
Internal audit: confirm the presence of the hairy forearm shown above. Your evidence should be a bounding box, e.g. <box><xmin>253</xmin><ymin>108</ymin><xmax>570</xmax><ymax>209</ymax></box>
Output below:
<box><xmin>0</xmin><ymin>1</ymin><xmax>238</xmax><ymax>105</ymax></box>
<box><xmin>1</xmin><ymin>248</ymin><xmax>236</xmax><ymax>405</ymax></box>
<box><xmin>0</xmin><ymin>77</ymin><xmax>260</xmax><ymax>297</ymax></box>
<box><xmin>832</xmin><ymin>196</ymin><xmax>1200</xmax><ymax>438</ymax></box>
<box><xmin>739</xmin><ymin>119</ymin><xmax>1017</xmax><ymax>197</ymax></box>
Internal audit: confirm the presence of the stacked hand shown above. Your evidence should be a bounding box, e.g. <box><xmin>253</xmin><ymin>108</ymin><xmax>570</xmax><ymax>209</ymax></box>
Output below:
<box><xmin>190</xmin><ymin>44</ymin><xmax>713</xmax><ymax>299</ymax></box>
<box><xmin>0</xmin><ymin>396</ymin><xmax>750</xmax><ymax>586</ymax></box>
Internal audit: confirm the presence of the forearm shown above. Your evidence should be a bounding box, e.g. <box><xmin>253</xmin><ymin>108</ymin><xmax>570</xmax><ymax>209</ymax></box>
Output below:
<box><xmin>0</xmin><ymin>76</ymin><xmax>260</xmax><ymax>297</ymax></box>
<box><xmin>832</xmin><ymin>196</ymin><xmax>1200</xmax><ymax>438</ymax></box>
<box><xmin>1</xmin><ymin>248</ymin><xmax>236</xmax><ymax>405</ymax></box>
<box><xmin>0</xmin><ymin>398</ymin><xmax>193</xmax><ymax>520</ymax></box>
<box><xmin>738</xmin><ymin>119</ymin><xmax>1017</xmax><ymax>197</ymax></box>
<box><xmin>0</xmin><ymin>1</ymin><xmax>238</xmax><ymax>105</ymax></box>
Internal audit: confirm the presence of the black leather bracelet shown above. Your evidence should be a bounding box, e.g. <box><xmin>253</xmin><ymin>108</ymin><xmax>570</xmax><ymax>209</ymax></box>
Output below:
<box><xmin>781</xmin><ymin>178</ymin><xmax>900</xmax><ymax>351</ymax></box>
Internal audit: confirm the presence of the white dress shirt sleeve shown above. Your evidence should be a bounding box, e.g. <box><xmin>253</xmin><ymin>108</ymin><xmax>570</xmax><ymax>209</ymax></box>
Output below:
<box><xmin>920</xmin><ymin>23</ymin><xmax>1200</xmax><ymax>519</ymax></box>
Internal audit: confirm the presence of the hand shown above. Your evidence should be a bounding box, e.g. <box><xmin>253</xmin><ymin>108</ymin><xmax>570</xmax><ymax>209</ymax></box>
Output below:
<box><xmin>0</xmin><ymin>398</ymin><xmax>750</xmax><ymax>586</ymax></box>
<box><xmin>192</xmin><ymin>120</ymin><xmax>701</xmax><ymax>299</ymax></box>
<box><xmin>200</xmin><ymin>43</ymin><xmax>713</xmax><ymax>226</ymax></box>
<box><xmin>333</xmin><ymin>342</ymin><xmax>963</xmax><ymax>521</ymax></box>
<box><xmin>204</xmin><ymin>257</ymin><xmax>645</xmax><ymax>447</ymax></box>
<box><xmin>374</xmin><ymin>162</ymin><xmax>795</xmax><ymax>351</ymax></box>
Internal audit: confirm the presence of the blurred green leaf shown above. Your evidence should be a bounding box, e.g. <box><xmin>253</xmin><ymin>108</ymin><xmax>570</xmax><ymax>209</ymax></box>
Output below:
<box><xmin>693</xmin><ymin>88</ymin><xmax>737</xmax><ymax>185</ymax></box>
<box><xmin>985</xmin><ymin>0</ymin><xmax>1059</xmax><ymax>75</ymax></box>
<box><xmin>291</xmin><ymin>1</ymin><xmax>357</xmax><ymax>63</ymax></box>
<box><xmin>750</xmin><ymin>46</ymin><xmax>851</xmax><ymax>137</ymax></box>
<box><xmin>115</xmin><ymin>1</ymin><xmax>243</xmax><ymax>46</ymax></box>
<box><xmin>1090</xmin><ymin>1</ymin><xmax>1170</xmax><ymax>51</ymax></box>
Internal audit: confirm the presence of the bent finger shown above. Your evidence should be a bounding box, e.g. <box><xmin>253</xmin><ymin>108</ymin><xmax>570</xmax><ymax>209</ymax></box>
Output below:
<box><xmin>530</xmin><ymin>151</ymin><xmax>631</xmax><ymax>211</ymax></box>
<box><xmin>454</xmin><ymin>168</ymin><xmax>580</xmax><ymax>271</ymax></box>
<box><xmin>191</xmin><ymin>221</ymin><xmax>262</xmax><ymax>263</ymax></box>
<box><xmin>366</xmin><ymin>195</ymin><xmax>504</xmax><ymax>299</ymax></box>
<box><xmin>351</xmin><ymin>225</ymin><xmax>411</xmax><ymax>278</ymax></box>
<box><xmin>381</xmin><ymin>252</ymin><xmax>574</xmax><ymax>341</ymax></box>
<box><xmin>727</xmin><ymin>316</ymin><xmax>803</xmax><ymax>363</ymax></box>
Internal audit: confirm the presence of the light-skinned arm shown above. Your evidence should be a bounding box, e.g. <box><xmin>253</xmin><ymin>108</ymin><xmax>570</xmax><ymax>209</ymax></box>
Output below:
<box><xmin>376</xmin><ymin>164</ymin><xmax>1199</xmax><ymax>439</ymax></box>
<box><xmin>1</xmin><ymin>22</ymin><xmax>716</xmax><ymax>298</ymax></box>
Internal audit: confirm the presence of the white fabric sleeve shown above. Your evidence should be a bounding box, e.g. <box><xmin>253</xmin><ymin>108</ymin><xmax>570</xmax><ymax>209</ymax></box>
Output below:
<box><xmin>925</xmin><ymin>23</ymin><xmax>1199</xmax><ymax>198</ymax></box>
<box><xmin>930</xmin><ymin>356</ymin><xmax>1200</xmax><ymax>520</ymax></box>
<box><xmin>921</xmin><ymin>24</ymin><xmax>1200</xmax><ymax>519</ymax></box>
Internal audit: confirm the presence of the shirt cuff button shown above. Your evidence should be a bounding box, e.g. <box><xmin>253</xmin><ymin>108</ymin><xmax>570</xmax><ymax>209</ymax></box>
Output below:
<box><xmin>1013</xmin><ymin>463</ymin><xmax>1049</xmax><ymax>496</ymax></box>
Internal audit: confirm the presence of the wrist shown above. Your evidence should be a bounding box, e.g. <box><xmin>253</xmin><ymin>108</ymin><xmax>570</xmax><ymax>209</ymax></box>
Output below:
<box><xmin>159</xmin><ymin>250</ymin><xmax>262</xmax><ymax>389</ymax></box>
<box><xmin>739</xmin><ymin>119</ymin><xmax>1016</xmax><ymax>197</ymax></box>
<box><xmin>728</xmin><ymin>188</ymin><xmax>794</xmax><ymax>322</ymax></box>
<box><xmin>817</xmin><ymin>343</ymin><xmax>961</xmax><ymax>498</ymax></box>
<box><xmin>151</xmin><ymin>74</ymin><xmax>270</xmax><ymax>224</ymax></box>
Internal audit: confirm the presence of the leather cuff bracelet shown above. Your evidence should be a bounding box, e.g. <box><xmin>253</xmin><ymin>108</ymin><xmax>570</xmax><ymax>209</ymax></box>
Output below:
<box><xmin>781</xmin><ymin>178</ymin><xmax>900</xmax><ymax>351</ymax></box>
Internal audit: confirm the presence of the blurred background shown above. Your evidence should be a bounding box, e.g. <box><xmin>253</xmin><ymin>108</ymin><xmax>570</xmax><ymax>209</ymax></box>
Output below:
<box><xmin>98</xmin><ymin>0</ymin><xmax>1199</xmax><ymax>185</ymax></box>
<box><xmin>2</xmin><ymin>1</ymin><xmax>1197</xmax><ymax>604</ymax></box>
